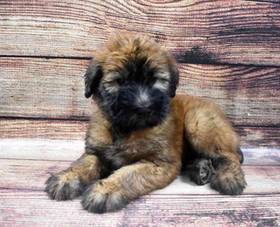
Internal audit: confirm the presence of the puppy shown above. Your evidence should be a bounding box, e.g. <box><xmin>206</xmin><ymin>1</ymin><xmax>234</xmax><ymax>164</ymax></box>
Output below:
<box><xmin>45</xmin><ymin>33</ymin><xmax>247</xmax><ymax>213</ymax></box>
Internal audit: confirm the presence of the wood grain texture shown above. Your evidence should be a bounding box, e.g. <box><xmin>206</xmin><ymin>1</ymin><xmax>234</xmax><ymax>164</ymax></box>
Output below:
<box><xmin>0</xmin><ymin>139</ymin><xmax>84</xmax><ymax>161</ymax></box>
<box><xmin>178</xmin><ymin>64</ymin><xmax>280</xmax><ymax>126</ymax></box>
<box><xmin>0</xmin><ymin>119</ymin><xmax>88</xmax><ymax>140</ymax></box>
<box><xmin>1</xmin><ymin>1</ymin><xmax>279</xmax><ymax>225</ymax></box>
<box><xmin>0</xmin><ymin>191</ymin><xmax>279</xmax><ymax>227</ymax></box>
<box><xmin>238</xmin><ymin>126</ymin><xmax>280</xmax><ymax>147</ymax></box>
<box><xmin>0</xmin><ymin>58</ymin><xmax>93</xmax><ymax>119</ymax></box>
<box><xmin>0</xmin><ymin>0</ymin><xmax>280</xmax><ymax>65</ymax></box>
<box><xmin>1</xmin><ymin>58</ymin><xmax>279</xmax><ymax>126</ymax></box>
<box><xmin>0</xmin><ymin>119</ymin><xmax>279</xmax><ymax>148</ymax></box>
<box><xmin>0</xmin><ymin>158</ymin><xmax>279</xmax><ymax>195</ymax></box>
<box><xmin>1</xmin><ymin>139</ymin><xmax>279</xmax><ymax>165</ymax></box>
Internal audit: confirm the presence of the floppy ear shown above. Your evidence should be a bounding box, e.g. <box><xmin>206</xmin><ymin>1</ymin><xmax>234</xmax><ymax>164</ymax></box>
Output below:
<box><xmin>84</xmin><ymin>59</ymin><xmax>103</xmax><ymax>98</ymax></box>
<box><xmin>168</xmin><ymin>61</ymin><xmax>179</xmax><ymax>98</ymax></box>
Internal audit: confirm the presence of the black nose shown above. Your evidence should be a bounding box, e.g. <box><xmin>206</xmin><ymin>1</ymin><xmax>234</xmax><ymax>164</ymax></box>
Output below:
<box><xmin>138</xmin><ymin>101</ymin><xmax>151</xmax><ymax>108</ymax></box>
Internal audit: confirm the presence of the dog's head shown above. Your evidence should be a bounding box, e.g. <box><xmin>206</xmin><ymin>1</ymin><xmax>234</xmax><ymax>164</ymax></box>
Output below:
<box><xmin>84</xmin><ymin>33</ymin><xmax>179</xmax><ymax>133</ymax></box>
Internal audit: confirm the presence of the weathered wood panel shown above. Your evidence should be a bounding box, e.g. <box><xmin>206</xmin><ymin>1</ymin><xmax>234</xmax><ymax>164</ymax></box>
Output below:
<box><xmin>0</xmin><ymin>139</ymin><xmax>84</xmax><ymax>161</ymax></box>
<box><xmin>0</xmin><ymin>119</ymin><xmax>87</xmax><ymax>140</ymax></box>
<box><xmin>0</xmin><ymin>191</ymin><xmax>279</xmax><ymax>227</ymax></box>
<box><xmin>0</xmin><ymin>119</ymin><xmax>279</xmax><ymax>148</ymax></box>
<box><xmin>238</xmin><ymin>126</ymin><xmax>280</xmax><ymax>147</ymax></box>
<box><xmin>0</xmin><ymin>0</ymin><xmax>280</xmax><ymax>65</ymax></box>
<box><xmin>1</xmin><ymin>58</ymin><xmax>279</xmax><ymax>126</ymax></box>
<box><xmin>0</xmin><ymin>58</ymin><xmax>92</xmax><ymax>119</ymax></box>
<box><xmin>0</xmin><ymin>158</ymin><xmax>279</xmax><ymax>194</ymax></box>
<box><xmin>1</xmin><ymin>139</ymin><xmax>279</xmax><ymax>165</ymax></box>
<box><xmin>179</xmin><ymin>64</ymin><xmax>280</xmax><ymax>126</ymax></box>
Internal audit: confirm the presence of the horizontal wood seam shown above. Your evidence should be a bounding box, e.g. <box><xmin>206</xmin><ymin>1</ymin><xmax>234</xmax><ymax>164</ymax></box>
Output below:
<box><xmin>1</xmin><ymin>55</ymin><xmax>280</xmax><ymax>68</ymax></box>
<box><xmin>233</xmin><ymin>124</ymin><xmax>280</xmax><ymax>129</ymax></box>
<box><xmin>0</xmin><ymin>157</ymin><xmax>279</xmax><ymax>166</ymax></box>
<box><xmin>0</xmin><ymin>187</ymin><xmax>42</xmax><ymax>192</ymax></box>
<box><xmin>0</xmin><ymin>157</ymin><xmax>73</xmax><ymax>163</ymax></box>
<box><xmin>0</xmin><ymin>55</ymin><xmax>91</xmax><ymax>60</ymax></box>
<box><xmin>1</xmin><ymin>116</ymin><xmax>280</xmax><ymax>128</ymax></box>
<box><xmin>1</xmin><ymin>187</ymin><xmax>279</xmax><ymax>196</ymax></box>
<box><xmin>0</xmin><ymin>116</ymin><xmax>90</xmax><ymax>122</ymax></box>
<box><xmin>245</xmin><ymin>0</ymin><xmax>280</xmax><ymax>4</ymax></box>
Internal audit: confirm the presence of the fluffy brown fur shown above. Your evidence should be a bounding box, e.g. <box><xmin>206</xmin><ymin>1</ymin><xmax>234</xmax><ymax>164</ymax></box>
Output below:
<box><xmin>45</xmin><ymin>33</ymin><xmax>246</xmax><ymax>213</ymax></box>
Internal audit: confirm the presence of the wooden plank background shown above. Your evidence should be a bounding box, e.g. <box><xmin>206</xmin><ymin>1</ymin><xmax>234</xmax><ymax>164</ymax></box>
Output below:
<box><xmin>0</xmin><ymin>139</ymin><xmax>279</xmax><ymax>226</ymax></box>
<box><xmin>0</xmin><ymin>1</ymin><xmax>279</xmax><ymax>225</ymax></box>
<box><xmin>0</xmin><ymin>0</ymin><xmax>280</xmax><ymax>66</ymax></box>
<box><xmin>1</xmin><ymin>57</ymin><xmax>279</xmax><ymax>149</ymax></box>
<box><xmin>0</xmin><ymin>1</ymin><xmax>280</xmax><ymax>148</ymax></box>
<box><xmin>1</xmin><ymin>157</ymin><xmax>279</xmax><ymax>193</ymax></box>
<box><xmin>1</xmin><ymin>58</ymin><xmax>279</xmax><ymax>125</ymax></box>
<box><xmin>1</xmin><ymin>191</ymin><xmax>279</xmax><ymax>227</ymax></box>
<box><xmin>0</xmin><ymin>0</ymin><xmax>279</xmax><ymax>140</ymax></box>
<box><xmin>1</xmin><ymin>120</ymin><xmax>279</xmax><ymax>148</ymax></box>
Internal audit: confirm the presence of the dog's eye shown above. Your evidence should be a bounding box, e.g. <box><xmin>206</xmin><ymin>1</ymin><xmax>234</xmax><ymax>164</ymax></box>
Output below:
<box><xmin>116</xmin><ymin>78</ymin><xmax>123</xmax><ymax>85</ymax></box>
<box><xmin>157</xmin><ymin>78</ymin><xmax>169</xmax><ymax>83</ymax></box>
<box><xmin>153</xmin><ymin>77</ymin><xmax>169</xmax><ymax>91</ymax></box>
<box><xmin>154</xmin><ymin>72</ymin><xmax>170</xmax><ymax>83</ymax></box>
<box><xmin>147</xmin><ymin>76</ymin><xmax>156</xmax><ymax>84</ymax></box>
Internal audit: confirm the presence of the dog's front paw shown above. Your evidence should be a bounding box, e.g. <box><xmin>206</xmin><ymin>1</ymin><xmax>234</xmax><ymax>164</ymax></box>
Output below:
<box><xmin>210</xmin><ymin>165</ymin><xmax>247</xmax><ymax>195</ymax></box>
<box><xmin>81</xmin><ymin>180</ymin><xmax>128</xmax><ymax>213</ymax></box>
<box><xmin>45</xmin><ymin>172</ymin><xmax>86</xmax><ymax>200</ymax></box>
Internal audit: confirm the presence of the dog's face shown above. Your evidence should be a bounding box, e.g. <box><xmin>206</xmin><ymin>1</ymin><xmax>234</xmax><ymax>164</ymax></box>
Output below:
<box><xmin>84</xmin><ymin>34</ymin><xmax>179</xmax><ymax>133</ymax></box>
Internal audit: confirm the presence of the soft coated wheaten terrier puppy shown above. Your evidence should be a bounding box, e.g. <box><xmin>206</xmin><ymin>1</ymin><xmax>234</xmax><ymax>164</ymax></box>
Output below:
<box><xmin>45</xmin><ymin>33</ymin><xmax>246</xmax><ymax>213</ymax></box>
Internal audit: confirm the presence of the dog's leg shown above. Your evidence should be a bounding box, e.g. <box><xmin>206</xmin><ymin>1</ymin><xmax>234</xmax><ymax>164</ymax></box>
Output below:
<box><xmin>182</xmin><ymin>143</ymin><xmax>214</xmax><ymax>185</ymax></box>
<box><xmin>90</xmin><ymin>139</ymin><xmax>162</xmax><ymax>170</ymax></box>
<box><xmin>81</xmin><ymin>160</ymin><xmax>180</xmax><ymax>213</ymax></box>
<box><xmin>45</xmin><ymin>110</ymin><xmax>112</xmax><ymax>200</ymax></box>
<box><xmin>45</xmin><ymin>153</ymin><xmax>101</xmax><ymax>200</ymax></box>
<box><xmin>184</xmin><ymin>99</ymin><xmax>247</xmax><ymax>195</ymax></box>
